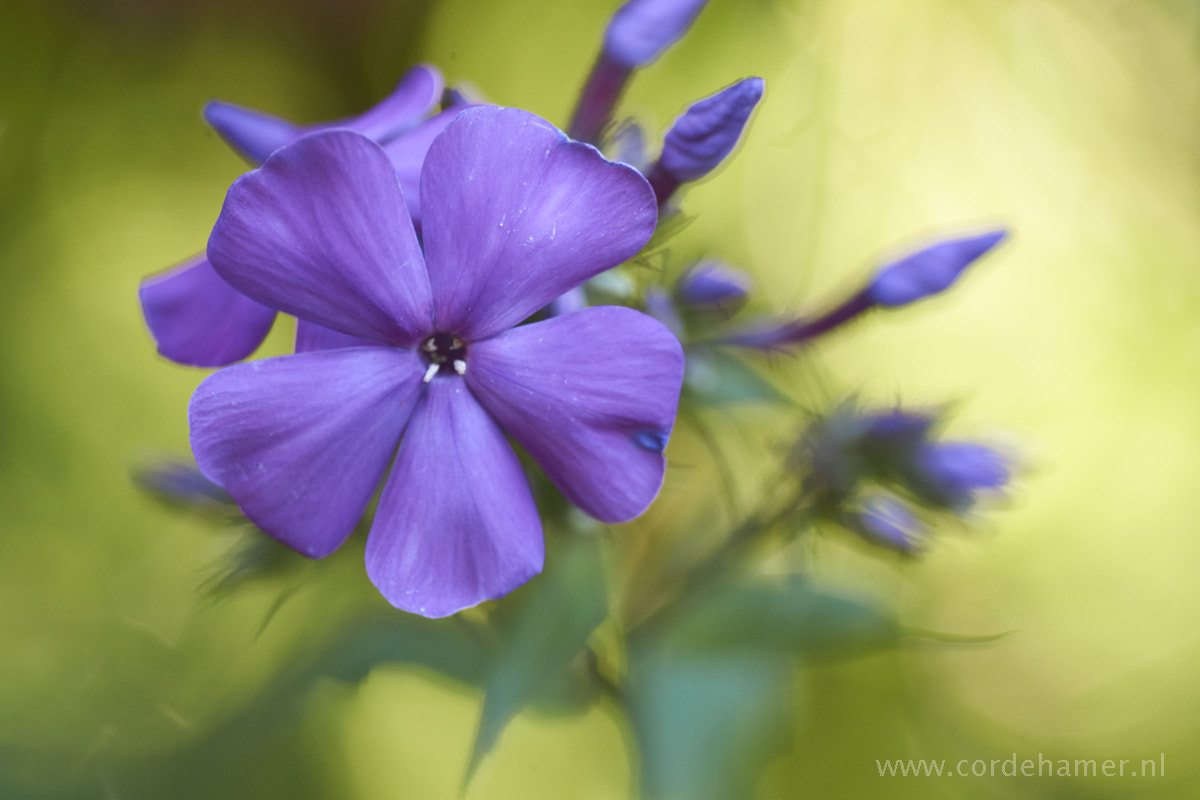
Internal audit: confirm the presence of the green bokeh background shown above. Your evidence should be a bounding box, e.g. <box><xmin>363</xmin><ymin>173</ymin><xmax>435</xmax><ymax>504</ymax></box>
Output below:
<box><xmin>2</xmin><ymin>0</ymin><xmax>1199</xmax><ymax>797</ymax></box>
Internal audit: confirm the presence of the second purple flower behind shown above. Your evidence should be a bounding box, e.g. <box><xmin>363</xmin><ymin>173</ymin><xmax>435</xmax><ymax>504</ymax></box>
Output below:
<box><xmin>190</xmin><ymin>106</ymin><xmax>684</xmax><ymax>618</ymax></box>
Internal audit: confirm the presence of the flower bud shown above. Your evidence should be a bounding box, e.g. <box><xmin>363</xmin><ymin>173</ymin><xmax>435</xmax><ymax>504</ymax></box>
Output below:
<box><xmin>603</xmin><ymin>0</ymin><xmax>712</xmax><ymax>68</ymax></box>
<box><xmin>658</xmin><ymin>77</ymin><xmax>764</xmax><ymax>183</ymax></box>
<box><xmin>202</xmin><ymin>101</ymin><xmax>296</xmax><ymax>166</ymax></box>
<box><xmin>867</xmin><ymin>229</ymin><xmax>1008</xmax><ymax>307</ymax></box>
<box><xmin>914</xmin><ymin>440</ymin><xmax>1010</xmax><ymax>510</ymax></box>
<box><xmin>675</xmin><ymin>260</ymin><xmax>752</xmax><ymax>312</ymax></box>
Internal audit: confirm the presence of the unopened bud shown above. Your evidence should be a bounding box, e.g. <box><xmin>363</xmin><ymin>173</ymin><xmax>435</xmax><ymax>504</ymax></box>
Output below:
<box><xmin>867</xmin><ymin>229</ymin><xmax>1008</xmax><ymax>308</ymax></box>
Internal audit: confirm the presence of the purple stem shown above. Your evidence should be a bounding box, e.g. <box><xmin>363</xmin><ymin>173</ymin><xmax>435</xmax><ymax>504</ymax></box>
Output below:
<box><xmin>786</xmin><ymin>289</ymin><xmax>874</xmax><ymax>343</ymax></box>
<box><xmin>644</xmin><ymin>161</ymin><xmax>681</xmax><ymax>208</ymax></box>
<box><xmin>568</xmin><ymin>55</ymin><xmax>633</xmax><ymax>145</ymax></box>
<box><xmin>719</xmin><ymin>290</ymin><xmax>875</xmax><ymax>351</ymax></box>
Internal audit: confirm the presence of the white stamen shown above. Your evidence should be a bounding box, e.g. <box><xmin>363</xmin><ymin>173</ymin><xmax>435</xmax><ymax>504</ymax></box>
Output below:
<box><xmin>422</xmin><ymin>363</ymin><xmax>439</xmax><ymax>383</ymax></box>
<box><xmin>453</xmin><ymin>359</ymin><xmax>467</xmax><ymax>375</ymax></box>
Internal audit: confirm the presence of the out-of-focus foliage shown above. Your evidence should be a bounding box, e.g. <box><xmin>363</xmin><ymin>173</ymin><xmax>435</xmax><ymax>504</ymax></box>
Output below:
<box><xmin>3</xmin><ymin>0</ymin><xmax>1200</xmax><ymax>798</ymax></box>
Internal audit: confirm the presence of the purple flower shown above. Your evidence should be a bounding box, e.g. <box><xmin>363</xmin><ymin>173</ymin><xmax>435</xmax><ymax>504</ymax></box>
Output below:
<box><xmin>915</xmin><ymin>441</ymin><xmax>1010</xmax><ymax>510</ymax></box>
<box><xmin>191</xmin><ymin>106</ymin><xmax>685</xmax><ymax>617</ymax></box>
<box><xmin>647</xmin><ymin>77</ymin><xmax>764</xmax><ymax>202</ymax></box>
<box><xmin>866</xmin><ymin>229</ymin><xmax>1008</xmax><ymax>307</ymax></box>
<box><xmin>139</xmin><ymin>64</ymin><xmax>456</xmax><ymax>368</ymax></box>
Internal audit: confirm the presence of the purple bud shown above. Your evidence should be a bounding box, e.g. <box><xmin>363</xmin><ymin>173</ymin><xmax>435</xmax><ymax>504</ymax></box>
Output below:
<box><xmin>203</xmin><ymin>101</ymin><xmax>296</xmax><ymax>166</ymax></box>
<box><xmin>675</xmin><ymin>260</ymin><xmax>752</xmax><ymax>311</ymax></box>
<box><xmin>604</xmin><ymin>0</ymin><xmax>712</xmax><ymax>68</ymax></box>
<box><xmin>862</xmin><ymin>408</ymin><xmax>937</xmax><ymax>445</ymax></box>
<box><xmin>657</xmin><ymin>77</ymin><xmax>764</xmax><ymax>183</ymax></box>
<box><xmin>851</xmin><ymin>495</ymin><xmax>924</xmax><ymax>553</ymax></box>
<box><xmin>867</xmin><ymin>229</ymin><xmax>1008</xmax><ymax>307</ymax></box>
<box><xmin>915</xmin><ymin>441</ymin><xmax>1010</xmax><ymax>509</ymax></box>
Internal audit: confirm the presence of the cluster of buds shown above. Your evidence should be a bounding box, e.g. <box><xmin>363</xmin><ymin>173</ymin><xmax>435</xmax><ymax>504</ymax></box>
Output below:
<box><xmin>795</xmin><ymin>404</ymin><xmax>1012</xmax><ymax>553</ymax></box>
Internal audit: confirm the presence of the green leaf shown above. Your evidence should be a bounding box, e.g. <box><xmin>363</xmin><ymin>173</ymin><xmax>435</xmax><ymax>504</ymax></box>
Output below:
<box><xmin>664</xmin><ymin>576</ymin><xmax>900</xmax><ymax>660</ymax></box>
<box><xmin>627</xmin><ymin>644</ymin><xmax>792</xmax><ymax>800</ymax></box>
<box><xmin>465</xmin><ymin>537</ymin><xmax>610</xmax><ymax>780</ymax></box>
<box><xmin>89</xmin><ymin>613</ymin><xmax>489</xmax><ymax>800</ymax></box>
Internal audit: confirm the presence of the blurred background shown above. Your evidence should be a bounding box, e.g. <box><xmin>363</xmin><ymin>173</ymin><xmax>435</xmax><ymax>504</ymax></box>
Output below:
<box><xmin>2</xmin><ymin>0</ymin><xmax>1199</xmax><ymax>797</ymax></box>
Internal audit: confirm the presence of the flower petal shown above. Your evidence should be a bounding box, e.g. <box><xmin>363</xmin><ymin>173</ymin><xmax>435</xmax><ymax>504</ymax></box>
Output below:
<box><xmin>381</xmin><ymin>105</ymin><xmax>467</xmax><ymax>227</ymax></box>
<box><xmin>203</xmin><ymin>64</ymin><xmax>443</xmax><ymax>165</ymax></box>
<box><xmin>208</xmin><ymin>130</ymin><xmax>434</xmax><ymax>347</ymax></box>
<box><xmin>420</xmin><ymin>106</ymin><xmax>657</xmax><ymax>341</ymax></box>
<box><xmin>466</xmin><ymin>306</ymin><xmax>684</xmax><ymax>523</ymax></box>
<box><xmin>342</xmin><ymin>63</ymin><xmax>443</xmax><ymax>144</ymax></box>
<box><xmin>366</xmin><ymin>377</ymin><xmax>544</xmax><ymax>617</ymax></box>
<box><xmin>139</xmin><ymin>254</ymin><xmax>276</xmax><ymax>366</ymax></box>
<box><xmin>294</xmin><ymin>320</ymin><xmax>378</xmax><ymax>353</ymax></box>
<box><xmin>189</xmin><ymin>347</ymin><xmax>425</xmax><ymax>557</ymax></box>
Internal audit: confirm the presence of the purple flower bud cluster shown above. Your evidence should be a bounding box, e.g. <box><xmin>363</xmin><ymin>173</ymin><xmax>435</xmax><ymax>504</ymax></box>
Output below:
<box><xmin>796</xmin><ymin>403</ymin><xmax>1012</xmax><ymax>553</ymax></box>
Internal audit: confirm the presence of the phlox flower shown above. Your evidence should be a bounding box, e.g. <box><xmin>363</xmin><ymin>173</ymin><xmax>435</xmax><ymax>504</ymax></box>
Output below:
<box><xmin>190</xmin><ymin>106</ymin><xmax>685</xmax><ymax>617</ymax></box>
<box><xmin>140</xmin><ymin>64</ymin><xmax>461</xmax><ymax>366</ymax></box>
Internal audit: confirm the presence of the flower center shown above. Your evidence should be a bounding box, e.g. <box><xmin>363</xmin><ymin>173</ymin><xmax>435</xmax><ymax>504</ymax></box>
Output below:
<box><xmin>420</xmin><ymin>332</ymin><xmax>467</xmax><ymax>382</ymax></box>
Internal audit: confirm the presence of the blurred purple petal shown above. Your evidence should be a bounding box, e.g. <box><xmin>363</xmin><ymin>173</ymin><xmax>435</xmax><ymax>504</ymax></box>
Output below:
<box><xmin>208</xmin><ymin>131</ymin><xmax>434</xmax><ymax>347</ymax></box>
<box><xmin>604</xmin><ymin>0</ymin><xmax>712</xmax><ymax>67</ymax></box>
<box><xmin>658</xmin><ymin>77</ymin><xmax>764</xmax><ymax>183</ymax></box>
<box><xmin>139</xmin><ymin>254</ymin><xmax>275</xmax><ymax>366</ymax></box>
<box><xmin>294</xmin><ymin>320</ymin><xmax>378</xmax><ymax>353</ymax></box>
<box><xmin>190</xmin><ymin>348</ymin><xmax>425</xmax><ymax>557</ymax></box>
<box><xmin>338</xmin><ymin>63</ymin><xmax>443</xmax><ymax>144</ymax></box>
<box><xmin>867</xmin><ymin>229</ymin><xmax>1008</xmax><ymax>307</ymax></box>
<box><xmin>203</xmin><ymin>64</ymin><xmax>443</xmax><ymax>165</ymax></box>
<box><xmin>366</xmin><ymin>378</ymin><xmax>544</xmax><ymax>617</ymax></box>
<box><xmin>421</xmin><ymin>106</ymin><xmax>657</xmax><ymax>341</ymax></box>
<box><xmin>467</xmin><ymin>306</ymin><xmax>684</xmax><ymax>522</ymax></box>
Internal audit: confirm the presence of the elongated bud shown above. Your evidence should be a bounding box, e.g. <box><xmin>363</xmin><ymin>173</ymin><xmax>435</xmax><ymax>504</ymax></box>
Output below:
<box><xmin>867</xmin><ymin>229</ymin><xmax>1008</xmax><ymax>307</ymax></box>
<box><xmin>604</xmin><ymin>0</ymin><xmax>712</xmax><ymax>68</ymax></box>
<box><xmin>661</xmin><ymin>77</ymin><xmax>763</xmax><ymax>181</ymax></box>
<box><xmin>203</xmin><ymin>101</ymin><xmax>296</xmax><ymax>166</ymax></box>
<box><xmin>719</xmin><ymin>228</ymin><xmax>1010</xmax><ymax>351</ymax></box>
<box><xmin>647</xmin><ymin>77</ymin><xmax>763</xmax><ymax>203</ymax></box>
